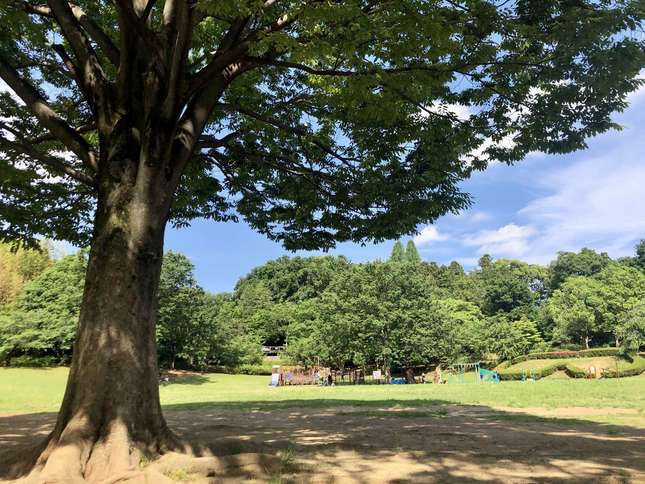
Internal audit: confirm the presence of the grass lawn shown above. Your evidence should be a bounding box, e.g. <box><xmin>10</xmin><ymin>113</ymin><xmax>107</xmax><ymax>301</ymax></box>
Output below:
<box><xmin>1</xmin><ymin>367</ymin><xmax>644</xmax><ymax>427</ymax></box>
<box><xmin>2</xmin><ymin>368</ymin><xmax>645</xmax><ymax>482</ymax></box>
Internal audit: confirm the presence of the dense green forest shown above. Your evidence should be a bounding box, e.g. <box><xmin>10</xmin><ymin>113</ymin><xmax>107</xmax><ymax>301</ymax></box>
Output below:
<box><xmin>1</xmin><ymin>240</ymin><xmax>644</xmax><ymax>371</ymax></box>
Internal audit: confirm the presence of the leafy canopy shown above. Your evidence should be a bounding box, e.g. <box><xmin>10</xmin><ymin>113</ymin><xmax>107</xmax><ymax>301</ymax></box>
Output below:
<box><xmin>0</xmin><ymin>0</ymin><xmax>643</xmax><ymax>250</ymax></box>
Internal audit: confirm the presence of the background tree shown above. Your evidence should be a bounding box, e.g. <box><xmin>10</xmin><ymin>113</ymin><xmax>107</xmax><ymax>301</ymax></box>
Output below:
<box><xmin>619</xmin><ymin>239</ymin><xmax>645</xmax><ymax>273</ymax></box>
<box><xmin>485</xmin><ymin>315</ymin><xmax>544</xmax><ymax>361</ymax></box>
<box><xmin>405</xmin><ymin>240</ymin><xmax>422</xmax><ymax>264</ymax></box>
<box><xmin>389</xmin><ymin>241</ymin><xmax>405</xmax><ymax>264</ymax></box>
<box><xmin>157</xmin><ymin>252</ymin><xmax>201</xmax><ymax>369</ymax></box>
<box><xmin>234</xmin><ymin>255</ymin><xmax>350</xmax><ymax>303</ymax></box>
<box><xmin>0</xmin><ymin>0</ymin><xmax>643</xmax><ymax>478</ymax></box>
<box><xmin>0</xmin><ymin>251</ymin><xmax>87</xmax><ymax>363</ymax></box>
<box><xmin>593</xmin><ymin>264</ymin><xmax>645</xmax><ymax>346</ymax></box>
<box><xmin>479</xmin><ymin>259</ymin><xmax>548</xmax><ymax>319</ymax></box>
<box><xmin>618</xmin><ymin>302</ymin><xmax>645</xmax><ymax>354</ymax></box>
<box><xmin>549</xmin><ymin>248</ymin><xmax>612</xmax><ymax>290</ymax></box>
<box><xmin>547</xmin><ymin>276</ymin><xmax>607</xmax><ymax>349</ymax></box>
<box><xmin>0</xmin><ymin>242</ymin><xmax>52</xmax><ymax>305</ymax></box>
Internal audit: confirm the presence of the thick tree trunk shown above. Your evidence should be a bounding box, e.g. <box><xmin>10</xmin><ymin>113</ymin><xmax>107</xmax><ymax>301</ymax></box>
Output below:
<box><xmin>31</xmin><ymin>179</ymin><xmax>178</xmax><ymax>483</ymax></box>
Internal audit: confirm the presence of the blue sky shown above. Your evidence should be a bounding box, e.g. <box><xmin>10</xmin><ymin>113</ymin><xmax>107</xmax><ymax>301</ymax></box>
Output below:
<box><xmin>167</xmin><ymin>82</ymin><xmax>645</xmax><ymax>293</ymax></box>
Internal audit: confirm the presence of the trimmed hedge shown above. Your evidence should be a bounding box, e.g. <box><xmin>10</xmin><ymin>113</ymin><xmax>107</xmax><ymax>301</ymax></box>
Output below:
<box><xmin>499</xmin><ymin>356</ymin><xmax>645</xmax><ymax>381</ymax></box>
<box><xmin>577</xmin><ymin>348</ymin><xmax>622</xmax><ymax>357</ymax></box>
<box><xmin>510</xmin><ymin>348</ymin><xmax>621</xmax><ymax>365</ymax></box>
<box><xmin>9</xmin><ymin>355</ymin><xmax>60</xmax><ymax>367</ymax></box>
<box><xmin>603</xmin><ymin>356</ymin><xmax>645</xmax><ymax>378</ymax></box>
<box><xmin>207</xmin><ymin>364</ymin><xmax>274</xmax><ymax>375</ymax></box>
<box><xmin>499</xmin><ymin>362</ymin><xmax>586</xmax><ymax>381</ymax></box>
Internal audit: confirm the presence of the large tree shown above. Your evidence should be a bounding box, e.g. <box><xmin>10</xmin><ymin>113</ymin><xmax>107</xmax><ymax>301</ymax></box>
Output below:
<box><xmin>0</xmin><ymin>0</ymin><xmax>643</xmax><ymax>480</ymax></box>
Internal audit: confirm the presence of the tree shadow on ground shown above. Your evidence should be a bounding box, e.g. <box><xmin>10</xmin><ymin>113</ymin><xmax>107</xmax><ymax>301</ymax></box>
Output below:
<box><xmin>160</xmin><ymin>373</ymin><xmax>210</xmax><ymax>386</ymax></box>
<box><xmin>1</xmin><ymin>399</ymin><xmax>644</xmax><ymax>482</ymax></box>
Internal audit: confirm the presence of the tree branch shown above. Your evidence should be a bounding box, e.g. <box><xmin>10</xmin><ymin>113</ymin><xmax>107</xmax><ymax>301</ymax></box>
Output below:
<box><xmin>46</xmin><ymin>0</ymin><xmax>111</xmax><ymax>122</ymax></box>
<box><xmin>0</xmin><ymin>55</ymin><xmax>98</xmax><ymax>172</ymax></box>
<box><xmin>0</xmin><ymin>126</ymin><xmax>96</xmax><ymax>187</ymax></box>
<box><xmin>196</xmin><ymin>131</ymin><xmax>240</xmax><ymax>149</ymax></box>
<box><xmin>18</xmin><ymin>1</ymin><xmax>120</xmax><ymax>65</ymax></box>
<box><xmin>220</xmin><ymin>102</ymin><xmax>358</xmax><ymax>164</ymax></box>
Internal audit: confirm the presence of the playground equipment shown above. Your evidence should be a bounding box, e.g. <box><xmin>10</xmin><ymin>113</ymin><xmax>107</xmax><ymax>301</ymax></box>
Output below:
<box><xmin>270</xmin><ymin>365</ymin><xmax>328</xmax><ymax>386</ymax></box>
<box><xmin>449</xmin><ymin>362</ymin><xmax>480</xmax><ymax>384</ymax></box>
<box><xmin>446</xmin><ymin>362</ymin><xmax>500</xmax><ymax>384</ymax></box>
<box><xmin>479</xmin><ymin>367</ymin><xmax>500</xmax><ymax>383</ymax></box>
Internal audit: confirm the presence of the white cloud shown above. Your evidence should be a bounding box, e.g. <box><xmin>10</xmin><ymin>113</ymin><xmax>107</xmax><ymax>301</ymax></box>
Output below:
<box><xmin>460</xmin><ymin>120</ymin><xmax>645</xmax><ymax>264</ymax></box>
<box><xmin>414</xmin><ymin>226</ymin><xmax>448</xmax><ymax>246</ymax></box>
<box><xmin>517</xmin><ymin>153</ymin><xmax>645</xmax><ymax>263</ymax></box>
<box><xmin>463</xmin><ymin>223</ymin><xmax>536</xmax><ymax>258</ymax></box>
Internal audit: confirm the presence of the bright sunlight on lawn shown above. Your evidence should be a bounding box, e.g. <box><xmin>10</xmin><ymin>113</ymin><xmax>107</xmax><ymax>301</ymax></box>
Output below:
<box><xmin>2</xmin><ymin>368</ymin><xmax>644</xmax><ymax>428</ymax></box>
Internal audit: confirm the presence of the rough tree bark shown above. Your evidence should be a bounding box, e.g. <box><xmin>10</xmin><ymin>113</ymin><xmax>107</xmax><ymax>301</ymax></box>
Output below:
<box><xmin>30</xmin><ymin>163</ymin><xmax>180</xmax><ymax>483</ymax></box>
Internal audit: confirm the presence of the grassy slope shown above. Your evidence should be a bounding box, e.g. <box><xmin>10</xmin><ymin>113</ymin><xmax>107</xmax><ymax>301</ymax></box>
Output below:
<box><xmin>1</xmin><ymin>368</ymin><xmax>644</xmax><ymax>424</ymax></box>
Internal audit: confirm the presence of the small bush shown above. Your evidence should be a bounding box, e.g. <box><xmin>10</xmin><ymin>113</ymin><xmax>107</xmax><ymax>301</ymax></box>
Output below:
<box><xmin>577</xmin><ymin>348</ymin><xmax>621</xmax><ymax>357</ymax></box>
<box><xmin>207</xmin><ymin>363</ymin><xmax>274</xmax><ymax>375</ymax></box>
<box><xmin>603</xmin><ymin>356</ymin><xmax>645</xmax><ymax>378</ymax></box>
<box><xmin>510</xmin><ymin>351</ymin><xmax>578</xmax><ymax>365</ymax></box>
<box><xmin>10</xmin><ymin>355</ymin><xmax>59</xmax><ymax>367</ymax></box>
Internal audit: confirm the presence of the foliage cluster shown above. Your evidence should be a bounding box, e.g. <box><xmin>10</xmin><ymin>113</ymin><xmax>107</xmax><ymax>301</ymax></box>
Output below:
<box><xmin>0</xmin><ymin>246</ymin><xmax>261</xmax><ymax>369</ymax></box>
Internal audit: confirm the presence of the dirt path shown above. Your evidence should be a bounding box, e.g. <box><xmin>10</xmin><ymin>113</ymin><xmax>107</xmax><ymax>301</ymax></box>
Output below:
<box><xmin>1</xmin><ymin>405</ymin><xmax>644</xmax><ymax>483</ymax></box>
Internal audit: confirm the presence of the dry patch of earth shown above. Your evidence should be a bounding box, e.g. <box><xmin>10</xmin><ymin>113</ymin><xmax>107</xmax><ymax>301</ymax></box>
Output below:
<box><xmin>1</xmin><ymin>404</ymin><xmax>644</xmax><ymax>483</ymax></box>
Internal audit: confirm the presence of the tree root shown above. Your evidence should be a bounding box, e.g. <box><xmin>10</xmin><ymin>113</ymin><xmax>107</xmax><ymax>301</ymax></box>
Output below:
<box><xmin>12</xmin><ymin>417</ymin><xmax>182</xmax><ymax>484</ymax></box>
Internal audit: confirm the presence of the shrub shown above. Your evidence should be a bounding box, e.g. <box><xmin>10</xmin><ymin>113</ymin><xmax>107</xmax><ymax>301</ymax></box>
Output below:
<box><xmin>510</xmin><ymin>351</ymin><xmax>578</xmax><ymax>364</ymax></box>
<box><xmin>508</xmin><ymin>348</ymin><xmax>621</xmax><ymax>366</ymax></box>
<box><xmin>498</xmin><ymin>357</ymin><xmax>643</xmax><ymax>380</ymax></box>
<box><xmin>577</xmin><ymin>348</ymin><xmax>621</xmax><ymax>357</ymax></box>
<box><xmin>603</xmin><ymin>356</ymin><xmax>645</xmax><ymax>378</ymax></box>
<box><xmin>207</xmin><ymin>363</ymin><xmax>275</xmax><ymax>375</ymax></box>
<box><xmin>10</xmin><ymin>355</ymin><xmax>59</xmax><ymax>367</ymax></box>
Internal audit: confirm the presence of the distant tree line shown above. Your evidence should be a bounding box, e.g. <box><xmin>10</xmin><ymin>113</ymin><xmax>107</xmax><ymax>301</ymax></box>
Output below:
<box><xmin>1</xmin><ymin>240</ymin><xmax>644</xmax><ymax>370</ymax></box>
<box><xmin>0</xmin><ymin>247</ymin><xmax>261</xmax><ymax>368</ymax></box>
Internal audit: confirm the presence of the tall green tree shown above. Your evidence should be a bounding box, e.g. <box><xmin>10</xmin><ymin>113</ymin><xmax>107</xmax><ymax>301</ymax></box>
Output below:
<box><xmin>0</xmin><ymin>242</ymin><xmax>52</xmax><ymax>305</ymax></box>
<box><xmin>549</xmin><ymin>248</ymin><xmax>612</xmax><ymax>290</ymax></box>
<box><xmin>234</xmin><ymin>255</ymin><xmax>350</xmax><ymax>302</ymax></box>
<box><xmin>618</xmin><ymin>302</ymin><xmax>645</xmax><ymax>354</ymax></box>
<box><xmin>156</xmin><ymin>252</ymin><xmax>200</xmax><ymax>369</ymax></box>
<box><xmin>389</xmin><ymin>241</ymin><xmax>405</xmax><ymax>263</ymax></box>
<box><xmin>0</xmin><ymin>251</ymin><xmax>87</xmax><ymax>361</ymax></box>
<box><xmin>594</xmin><ymin>264</ymin><xmax>645</xmax><ymax>346</ymax></box>
<box><xmin>479</xmin><ymin>259</ymin><xmax>548</xmax><ymax>319</ymax></box>
<box><xmin>0</xmin><ymin>0</ymin><xmax>643</xmax><ymax>477</ymax></box>
<box><xmin>619</xmin><ymin>239</ymin><xmax>645</xmax><ymax>273</ymax></box>
<box><xmin>485</xmin><ymin>315</ymin><xmax>544</xmax><ymax>361</ymax></box>
<box><xmin>546</xmin><ymin>276</ymin><xmax>607</xmax><ymax>349</ymax></box>
<box><xmin>405</xmin><ymin>240</ymin><xmax>422</xmax><ymax>264</ymax></box>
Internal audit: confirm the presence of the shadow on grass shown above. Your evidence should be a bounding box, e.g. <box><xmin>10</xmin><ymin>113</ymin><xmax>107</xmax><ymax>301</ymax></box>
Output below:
<box><xmin>1</xmin><ymin>399</ymin><xmax>644</xmax><ymax>483</ymax></box>
<box><xmin>160</xmin><ymin>374</ymin><xmax>210</xmax><ymax>386</ymax></box>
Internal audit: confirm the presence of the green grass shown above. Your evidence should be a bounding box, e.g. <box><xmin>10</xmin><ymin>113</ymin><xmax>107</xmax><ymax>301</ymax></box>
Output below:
<box><xmin>1</xmin><ymin>368</ymin><xmax>644</xmax><ymax>419</ymax></box>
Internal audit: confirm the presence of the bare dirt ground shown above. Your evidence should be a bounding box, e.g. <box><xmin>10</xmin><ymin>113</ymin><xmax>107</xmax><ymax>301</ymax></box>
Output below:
<box><xmin>1</xmin><ymin>404</ymin><xmax>644</xmax><ymax>483</ymax></box>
